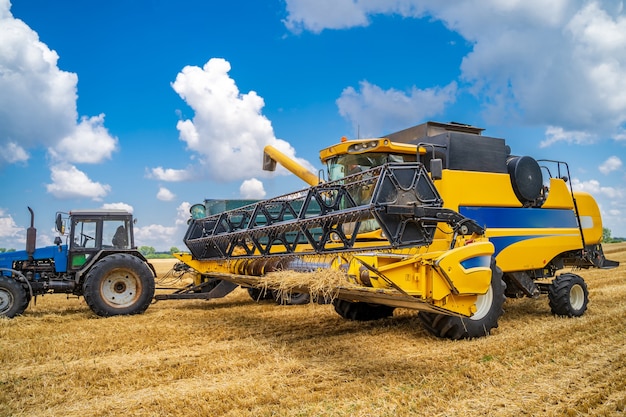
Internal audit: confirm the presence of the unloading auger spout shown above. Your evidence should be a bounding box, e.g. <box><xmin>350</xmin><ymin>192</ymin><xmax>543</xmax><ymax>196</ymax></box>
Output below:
<box><xmin>183</xmin><ymin>163</ymin><xmax>483</xmax><ymax>260</ymax></box>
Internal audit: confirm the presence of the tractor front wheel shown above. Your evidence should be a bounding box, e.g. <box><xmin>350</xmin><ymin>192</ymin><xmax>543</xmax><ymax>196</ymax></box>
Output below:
<box><xmin>0</xmin><ymin>275</ymin><xmax>29</xmax><ymax>318</ymax></box>
<box><xmin>83</xmin><ymin>254</ymin><xmax>155</xmax><ymax>317</ymax></box>
<box><xmin>418</xmin><ymin>259</ymin><xmax>505</xmax><ymax>339</ymax></box>
<box><xmin>548</xmin><ymin>273</ymin><xmax>588</xmax><ymax>317</ymax></box>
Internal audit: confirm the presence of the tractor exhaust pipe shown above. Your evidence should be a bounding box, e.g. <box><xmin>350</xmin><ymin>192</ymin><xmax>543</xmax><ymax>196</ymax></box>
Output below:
<box><xmin>26</xmin><ymin>206</ymin><xmax>36</xmax><ymax>261</ymax></box>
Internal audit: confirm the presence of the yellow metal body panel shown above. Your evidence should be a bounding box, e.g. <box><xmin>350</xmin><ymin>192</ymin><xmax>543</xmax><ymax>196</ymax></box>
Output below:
<box><xmin>542</xmin><ymin>177</ymin><xmax>573</xmax><ymax>209</ymax></box>
<box><xmin>349</xmin><ymin>240</ymin><xmax>494</xmax><ymax>316</ymax></box>
<box><xmin>433</xmin><ymin>241</ymin><xmax>493</xmax><ymax>295</ymax></box>
<box><xmin>435</xmin><ymin>170</ymin><xmax>521</xmax><ymax>208</ymax></box>
<box><xmin>574</xmin><ymin>191</ymin><xmax>603</xmax><ymax>245</ymax></box>
<box><xmin>493</xmin><ymin>233</ymin><xmax>581</xmax><ymax>271</ymax></box>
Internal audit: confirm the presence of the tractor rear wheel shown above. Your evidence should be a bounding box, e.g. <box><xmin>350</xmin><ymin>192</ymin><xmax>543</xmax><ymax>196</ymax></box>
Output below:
<box><xmin>0</xmin><ymin>275</ymin><xmax>29</xmax><ymax>318</ymax></box>
<box><xmin>548</xmin><ymin>273</ymin><xmax>588</xmax><ymax>317</ymax></box>
<box><xmin>83</xmin><ymin>254</ymin><xmax>155</xmax><ymax>317</ymax></box>
<box><xmin>333</xmin><ymin>299</ymin><xmax>395</xmax><ymax>321</ymax></box>
<box><xmin>418</xmin><ymin>259</ymin><xmax>505</xmax><ymax>339</ymax></box>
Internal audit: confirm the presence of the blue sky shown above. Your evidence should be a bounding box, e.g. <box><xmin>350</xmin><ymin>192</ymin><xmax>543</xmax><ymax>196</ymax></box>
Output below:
<box><xmin>1</xmin><ymin>0</ymin><xmax>625</xmax><ymax>251</ymax></box>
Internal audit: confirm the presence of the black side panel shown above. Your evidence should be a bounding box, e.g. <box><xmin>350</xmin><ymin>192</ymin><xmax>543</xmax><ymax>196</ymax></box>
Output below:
<box><xmin>419</xmin><ymin>132</ymin><xmax>509</xmax><ymax>173</ymax></box>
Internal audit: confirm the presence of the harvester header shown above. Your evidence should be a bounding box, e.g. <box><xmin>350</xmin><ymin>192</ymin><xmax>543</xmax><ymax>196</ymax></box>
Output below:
<box><xmin>183</xmin><ymin>162</ymin><xmax>482</xmax><ymax>260</ymax></box>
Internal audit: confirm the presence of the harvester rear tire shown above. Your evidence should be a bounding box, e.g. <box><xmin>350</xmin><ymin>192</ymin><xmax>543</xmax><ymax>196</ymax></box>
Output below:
<box><xmin>548</xmin><ymin>273</ymin><xmax>588</xmax><ymax>317</ymax></box>
<box><xmin>332</xmin><ymin>299</ymin><xmax>395</xmax><ymax>321</ymax></box>
<box><xmin>83</xmin><ymin>254</ymin><xmax>155</xmax><ymax>317</ymax></box>
<box><xmin>0</xmin><ymin>276</ymin><xmax>29</xmax><ymax>318</ymax></box>
<box><xmin>418</xmin><ymin>259</ymin><xmax>505</xmax><ymax>339</ymax></box>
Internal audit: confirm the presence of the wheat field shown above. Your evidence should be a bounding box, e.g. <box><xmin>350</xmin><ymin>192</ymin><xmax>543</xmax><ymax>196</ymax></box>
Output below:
<box><xmin>1</xmin><ymin>244</ymin><xmax>625</xmax><ymax>417</ymax></box>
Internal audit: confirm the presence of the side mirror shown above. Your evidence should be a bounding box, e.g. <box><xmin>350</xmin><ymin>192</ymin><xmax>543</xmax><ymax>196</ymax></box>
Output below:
<box><xmin>430</xmin><ymin>159</ymin><xmax>443</xmax><ymax>180</ymax></box>
<box><xmin>55</xmin><ymin>213</ymin><xmax>65</xmax><ymax>234</ymax></box>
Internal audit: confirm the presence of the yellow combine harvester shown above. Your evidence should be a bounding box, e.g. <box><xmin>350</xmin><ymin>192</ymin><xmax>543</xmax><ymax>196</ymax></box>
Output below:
<box><xmin>165</xmin><ymin>121</ymin><xmax>617</xmax><ymax>339</ymax></box>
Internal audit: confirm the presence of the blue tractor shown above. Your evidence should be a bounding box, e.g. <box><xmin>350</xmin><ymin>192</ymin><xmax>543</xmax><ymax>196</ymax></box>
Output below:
<box><xmin>0</xmin><ymin>208</ymin><xmax>156</xmax><ymax>318</ymax></box>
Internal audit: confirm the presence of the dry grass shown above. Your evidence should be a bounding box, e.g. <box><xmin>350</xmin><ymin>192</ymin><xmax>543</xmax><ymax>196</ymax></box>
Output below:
<box><xmin>260</xmin><ymin>269</ymin><xmax>352</xmax><ymax>302</ymax></box>
<box><xmin>1</xmin><ymin>248</ymin><xmax>626</xmax><ymax>417</ymax></box>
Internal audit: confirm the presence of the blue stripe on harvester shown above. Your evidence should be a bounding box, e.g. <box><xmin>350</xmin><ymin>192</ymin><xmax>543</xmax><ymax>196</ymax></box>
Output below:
<box><xmin>459</xmin><ymin>207</ymin><xmax>578</xmax><ymax>229</ymax></box>
<box><xmin>460</xmin><ymin>255</ymin><xmax>491</xmax><ymax>269</ymax></box>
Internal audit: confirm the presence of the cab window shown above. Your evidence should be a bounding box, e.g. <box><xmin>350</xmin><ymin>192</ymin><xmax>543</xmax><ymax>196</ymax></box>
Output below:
<box><xmin>326</xmin><ymin>152</ymin><xmax>416</xmax><ymax>181</ymax></box>
<box><xmin>72</xmin><ymin>220</ymin><xmax>97</xmax><ymax>249</ymax></box>
<box><xmin>104</xmin><ymin>220</ymin><xmax>130</xmax><ymax>249</ymax></box>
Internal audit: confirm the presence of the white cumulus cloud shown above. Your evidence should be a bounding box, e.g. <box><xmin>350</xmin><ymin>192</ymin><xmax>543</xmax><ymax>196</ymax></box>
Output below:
<box><xmin>149</xmin><ymin>166</ymin><xmax>194</xmax><ymax>182</ymax></box>
<box><xmin>175</xmin><ymin>202</ymin><xmax>192</xmax><ymax>226</ymax></box>
<box><xmin>0</xmin><ymin>208</ymin><xmax>25</xmax><ymax>241</ymax></box>
<box><xmin>0</xmin><ymin>1</ymin><xmax>118</xmax><ymax>198</ymax></box>
<box><xmin>134</xmin><ymin>202</ymin><xmax>192</xmax><ymax>251</ymax></box>
<box><xmin>0</xmin><ymin>2</ymin><xmax>77</xmax><ymax>160</ymax></box>
<box><xmin>0</xmin><ymin>142</ymin><xmax>29</xmax><ymax>164</ymax></box>
<box><xmin>101</xmin><ymin>202</ymin><xmax>134</xmax><ymax>213</ymax></box>
<box><xmin>540</xmin><ymin>126</ymin><xmax>597</xmax><ymax>148</ymax></box>
<box><xmin>156</xmin><ymin>187</ymin><xmax>176</xmax><ymax>201</ymax></box>
<box><xmin>239</xmin><ymin>178</ymin><xmax>266</xmax><ymax>199</ymax></box>
<box><xmin>571</xmin><ymin>177</ymin><xmax>623</xmax><ymax>200</ymax></box>
<box><xmin>48</xmin><ymin>114</ymin><xmax>118</xmax><ymax>164</ymax></box>
<box><xmin>134</xmin><ymin>223</ymin><xmax>178</xmax><ymax>249</ymax></box>
<box><xmin>598</xmin><ymin>156</ymin><xmax>623</xmax><ymax>175</ymax></box>
<box><xmin>46</xmin><ymin>164</ymin><xmax>111</xmax><ymax>200</ymax></box>
<box><xmin>337</xmin><ymin>80</ymin><xmax>457</xmax><ymax>137</ymax></box>
<box><xmin>284</xmin><ymin>0</ymin><xmax>626</xmax><ymax>139</ymax></box>
<box><xmin>283</xmin><ymin>0</ymin><xmax>372</xmax><ymax>33</ymax></box>
<box><xmin>156</xmin><ymin>58</ymin><xmax>314</xmax><ymax>183</ymax></box>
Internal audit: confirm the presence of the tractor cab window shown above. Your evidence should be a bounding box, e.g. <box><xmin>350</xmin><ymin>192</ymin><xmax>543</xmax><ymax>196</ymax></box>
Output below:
<box><xmin>104</xmin><ymin>220</ymin><xmax>130</xmax><ymax>249</ymax></box>
<box><xmin>327</xmin><ymin>152</ymin><xmax>416</xmax><ymax>181</ymax></box>
<box><xmin>72</xmin><ymin>220</ymin><xmax>97</xmax><ymax>249</ymax></box>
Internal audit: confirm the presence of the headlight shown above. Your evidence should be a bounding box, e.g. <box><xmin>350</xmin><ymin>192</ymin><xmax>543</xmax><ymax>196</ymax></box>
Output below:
<box><xmin>348</xmin><ymin>140</ymin><xmax>378</xmax><ymax>153</ymax></box>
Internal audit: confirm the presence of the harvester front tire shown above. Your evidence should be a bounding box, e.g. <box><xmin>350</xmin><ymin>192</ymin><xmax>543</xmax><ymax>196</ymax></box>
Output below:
<box><xmin>247</xmin><ymin>287</ymin><xmax>273</xmax><ymax>301</ymax></box>
<box><xmin>418</xmin><ymin>260</ymin><xmax>505</xmax><ymax>339</ymax></box>
<box><xmin>548</xmin><ymin>273</ymin><xmax>588</xmax><ymax>317</ymax></box>
<box><xmin>83</xmin><ymin>254</ymin><xmax>155</xmax><ymax>317</ymax></box>
<box><xmin>0</xmin><ymin>276</ymin><xmax>29</xmax><ymax>318</ymax></box>
<box><xmin>273</xmin><ymin>291</ymin><xmax>311</xmax><ymax>305</ymax></box>
<box><xmin>333</xmin><ymin>299</ymin><xmax>395</xmax><ymax>321</ymax></box>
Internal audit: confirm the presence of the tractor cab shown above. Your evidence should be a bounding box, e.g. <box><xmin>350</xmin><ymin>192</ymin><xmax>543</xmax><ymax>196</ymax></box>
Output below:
<box><xmin>56</xmin><ymin>210</ymin><xmax>135</xmax><ymax>270</ymax></box>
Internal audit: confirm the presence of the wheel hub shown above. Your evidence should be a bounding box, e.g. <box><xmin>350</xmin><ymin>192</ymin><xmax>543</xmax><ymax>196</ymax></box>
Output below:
<box><xmin>570</xmin><ymin>284</ymin><xmax>585</xmax><ymax>310</ymax></box>
<box><xmin>0</xmin><ymin>289</ymin><xmax>13</xmax><ymax>313</ymax></box>
<box><xmin>470</xmin><ymin>284</ymin><xmax>493</xmax><ymax>321</ymax></box>
<box><xmin>100</xmin><ymin>270</ymin><xmax>140</xmax><ymax>308</ymax></box>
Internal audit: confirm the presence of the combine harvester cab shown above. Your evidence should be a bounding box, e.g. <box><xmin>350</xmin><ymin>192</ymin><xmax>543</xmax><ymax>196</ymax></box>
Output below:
<box><xmin>171</xmin><ymin>121</ymin><xmax>617</xmax><ymax>340</ymax></box>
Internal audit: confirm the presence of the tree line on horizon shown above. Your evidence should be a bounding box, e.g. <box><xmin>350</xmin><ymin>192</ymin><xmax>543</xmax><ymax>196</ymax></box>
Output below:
<box><xmin>1</xmin><ymin>229</ymin><xmax>624</xmax><ymax>255</ymax></box>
